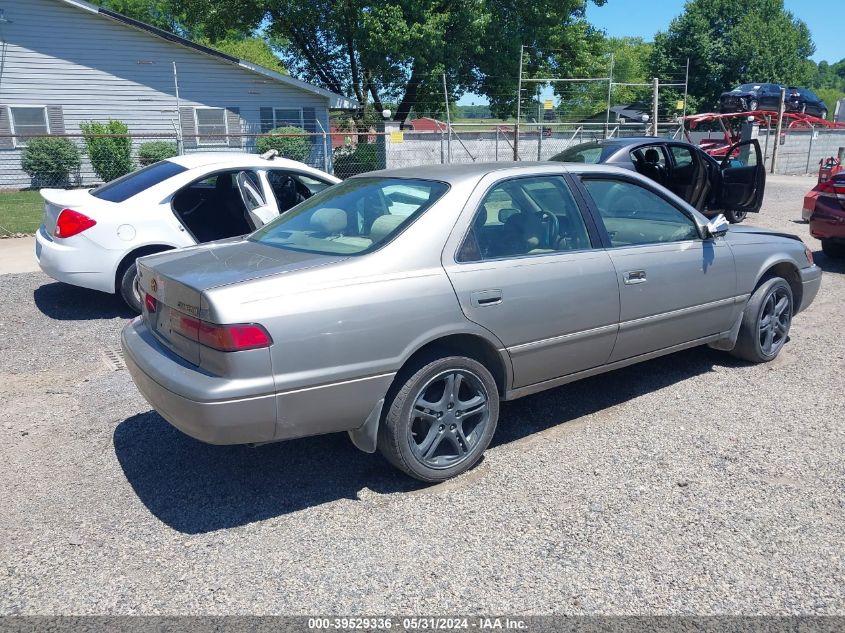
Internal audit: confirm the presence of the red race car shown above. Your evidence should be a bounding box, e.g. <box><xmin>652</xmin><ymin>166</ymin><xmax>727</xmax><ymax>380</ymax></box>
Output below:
<box><xmin>809</xmin><ymin>169</ymin><xmax>845</xmax><ymax>258</ymax></box>
<box><xmin>803</xmin><ymin>157</ymin><xmax>842</xmax><ymax>221</ymax></box>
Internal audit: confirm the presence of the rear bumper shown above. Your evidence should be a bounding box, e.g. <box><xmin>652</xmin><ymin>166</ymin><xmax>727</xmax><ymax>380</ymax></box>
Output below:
<box><xmin>35</xmin><ymin>225</ymin><xmax>117</xmax><ymax>293</ymax></box>
<box><xmin>122</xmin><ymin>318</ymin><xmax>277</xmax><ymax>444</ymax></box>
<box><xmin>797</xmin><ymin>265</ymin><xmax>822</xmax><ymax>314</ymax></box>
<box><xmin>809</xmin><ymin>205</ymin><xmax>845</xmax><ymax>241</ymax></box>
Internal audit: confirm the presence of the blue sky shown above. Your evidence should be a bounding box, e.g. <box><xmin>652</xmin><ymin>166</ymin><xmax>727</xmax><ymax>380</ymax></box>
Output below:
<box><xmin>457</xmin><ymin>0</ymin><xmax>842</xmax><ymax>106</ymax></box>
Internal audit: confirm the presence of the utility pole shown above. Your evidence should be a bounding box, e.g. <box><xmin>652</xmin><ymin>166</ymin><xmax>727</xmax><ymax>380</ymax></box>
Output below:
<box><xmin>442</xmin><ymin>73</ymin><xmax>451</xmax><ymax>164</ymax></box>
<box><xmin>651</xmin><ymin>77</ymin><xmax>659</xmax><ymax>136</ymax></box>
<box><xmin>514</xmin><ymin>45</ymin><xmax>523</xmax><ymax>161</ymax></box>
<box><xmin>682</xmin><ymin>58</ymin><xmax>689</xmax><ymax>120</ymax></box>
<box><xmin>537</xmin><ymin>85</ymin><xmax>542</xmax><ymax>160</ymax></box>
<box><xmin>173</xmin><ymin>62</ymin><xmax>183</xmax><ymax>154</ymax></box>
<box><xmin>604</xmin><ymin>53</ymin><xmax>614</xmax><ymax>139</ymax></box>
<box><xmin>771</xmin><ymin>87</ymin><xmax>786</xmax><ymax>173</ymax></box>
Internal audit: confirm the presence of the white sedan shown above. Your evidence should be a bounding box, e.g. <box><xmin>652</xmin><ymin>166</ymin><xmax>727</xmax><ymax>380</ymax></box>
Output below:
<box><xmin>35</xmin><ymin>152</ymin><xmax>340</xmax><ymax>311</ymax></box>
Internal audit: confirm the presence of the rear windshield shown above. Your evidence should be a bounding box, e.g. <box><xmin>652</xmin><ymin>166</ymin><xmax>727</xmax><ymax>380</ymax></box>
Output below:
<box><xmin>549</xmin><ymin>142</ymin><xmax>617</xmax><ymax>164</ymax></box>
<box><xmin>91</xmin><ymin>160</ymin><xmax>187</xmax><ymax>202</ymax></box>
<box><xmin>250</xmin><ymin>177</ymin><xmax>449</xmax><ymax>256</ymax></box>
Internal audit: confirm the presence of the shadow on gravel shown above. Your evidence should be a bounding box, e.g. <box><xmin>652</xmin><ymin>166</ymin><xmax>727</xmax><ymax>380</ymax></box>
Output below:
<box><xmin>33</xmin><ymin>281</ymin><xmax>134</xmax><ymax>320</ymax></box>
<box><xmin>114</xmin><ymin>345</ymin><xmax>733</xmax><ymax>533</ymax></box>
<box><xmin>113</xmin><ymin>413</ymin><xmax>421</xmax><ymax>533</ymax></box>
<box><xmin>812</xmin><ymin>250</ymin><xmax>845</xmax><ymax>274</ymax></box>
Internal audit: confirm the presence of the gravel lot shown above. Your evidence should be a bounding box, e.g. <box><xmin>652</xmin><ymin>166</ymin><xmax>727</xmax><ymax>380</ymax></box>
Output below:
<box><xmin>1</xmin><ymin>175</ymin><xmax>843</xmax><ymax>615</ymax></box>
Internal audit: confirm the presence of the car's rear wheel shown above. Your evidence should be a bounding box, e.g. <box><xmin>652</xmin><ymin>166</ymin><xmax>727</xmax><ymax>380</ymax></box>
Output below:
<box><xmin>730</xmin><ymin>277</ymin><xmax>792</xmax><ymax>363</ymax></box>
<box><xmin>725</xmin><ymin>208</ymin><xmax>748</xmax><ymax>223</ymax></box>
<box><xmin>748</xmin><ymin>99</ymin><xmax>759</xmax><ymax>111</ymax></box>
<box><xmin>821</xmin><ymin>239</ymin><xmax>845</xmax><ymax>258</ymax></box>
<box><xmin>820</xmin><ymin>109</ymin><xmax>828</xmax><ymax>120</ymax></box>
<box><xmin>378</xmin><ymin>355</ymin><xmax>499</xmax><ymax>482</ymax></box>
<box><xmin>118</xmin><ymin>261</ymin><xmax>143</xmax><ymax>313</ymax></box>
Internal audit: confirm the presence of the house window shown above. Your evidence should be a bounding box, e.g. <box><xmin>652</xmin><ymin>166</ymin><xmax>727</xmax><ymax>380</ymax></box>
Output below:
<box><xmin>194</xmin><ymin>108</ymin><xmax>228</xmax><ymax>145</ymax></box>
<box><xmin>10</xmin><ymin>107</ymin><xmax>50</xmax><ymax>146</ymax></box>
<box><xmin>274</xmin><ymin>108</ymin><xmax>303</xmax><ymax>129</ymax></box>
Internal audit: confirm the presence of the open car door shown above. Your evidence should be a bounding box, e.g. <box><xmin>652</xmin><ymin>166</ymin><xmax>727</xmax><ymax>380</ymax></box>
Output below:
<box><xmin>236</xmin><ymin>171</ymin><xmax>277</xmax><ymax>229</ymax></box>
<box><xmin>718</xmin><ymin>139</ymin><xmax>765</xmax><ymax>213</ymax></box>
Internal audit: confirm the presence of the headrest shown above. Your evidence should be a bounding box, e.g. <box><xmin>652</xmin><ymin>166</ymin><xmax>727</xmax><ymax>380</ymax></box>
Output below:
<box><xmin>503</xmin><ymin>211</ymin><xmax>543</xmax><ymax>249</ymax></box>
<box><xmin>644</xmin><ymin>148</ymin><xmax>660</xmax><ymax>163</ymax></box>
<box><xmin>498</xmin><ymin>207</ymin><xmax>520</xmax><ymax>223</ymax></box>
<box><xmin>370</xmin><ymin>214</ymin><xmax>406</xmax><ymax>243</ymax></box>
<box><xmin>310</xmin><ymin>207</ymin><xmax>347</xmax><ymax>233</ymax></box>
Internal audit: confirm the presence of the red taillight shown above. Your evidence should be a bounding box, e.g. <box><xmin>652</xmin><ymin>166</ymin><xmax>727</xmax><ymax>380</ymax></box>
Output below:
<box><xmin>805</xmin><ymin>247</ymin><xmax>814</xmax><ymax>266</ymax></box>
<box><xmin>54</xmin><ymin>208</ymin><xmax>96</xmax><ymax>238</ymax></box>
<box><xmin>172</xmin><ymin>314</ymin><xmax>272</xmax><ymax>352</ymax></box>
<box><xmin>144</xmin><ymin>292</ymin><xmax>157</xmax><ymax>313</ymax></box>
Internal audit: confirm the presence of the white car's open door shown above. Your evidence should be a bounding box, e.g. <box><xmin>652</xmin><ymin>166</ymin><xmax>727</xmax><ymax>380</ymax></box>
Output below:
<box><xmin>236</xmin><ymin>171</ymin><xmax>277</xmax><ymax>229</ymax></box>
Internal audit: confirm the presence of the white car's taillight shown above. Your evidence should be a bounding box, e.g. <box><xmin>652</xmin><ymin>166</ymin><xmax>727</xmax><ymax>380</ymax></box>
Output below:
<box><xmin>54</xmin><ymin>208</ymin><xmax>96</xmax><ymax>238</ymax></box>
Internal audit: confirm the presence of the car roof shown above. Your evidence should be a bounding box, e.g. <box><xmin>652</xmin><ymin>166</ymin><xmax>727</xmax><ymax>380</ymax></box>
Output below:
<box><xmin>355</xmin><ymin>161</ymin><xmax>635</xmax><ymax>185</ymax></box>
<box><xmin>166</xmin><ymin>152</ymin><xmax>319</xmax><ymax>171</ymax></box>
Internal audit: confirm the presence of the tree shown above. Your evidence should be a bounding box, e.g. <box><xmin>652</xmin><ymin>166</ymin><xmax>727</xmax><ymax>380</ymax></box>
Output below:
<box><xmin>175</xmin><ymin>0</ymin><xmax>606</xmax><ymax>122</ymax></box>
<box><xmin>651</xmin><ymin>0</ymin><xmax>815</xmax><ymax>111</ymax></box>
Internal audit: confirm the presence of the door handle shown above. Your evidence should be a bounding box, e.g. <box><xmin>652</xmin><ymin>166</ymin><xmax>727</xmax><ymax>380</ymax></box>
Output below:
<box><xmin>623</xmin><ymin>270</ymin><xmax>647</xmax><ymax>285</ymax></box>
<box><xmin>471</xmin><ymin>289</ymin><xmax>503</xmax><ymax>307</ymax></box>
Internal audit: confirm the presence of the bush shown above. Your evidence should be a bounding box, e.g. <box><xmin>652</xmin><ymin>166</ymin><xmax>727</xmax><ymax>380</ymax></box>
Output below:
<box><xmin>80</xmin><ymin>120</ymin><xmax>134</xmax><ymax>183</ymax></box>
<box><xmin>137</xmin><ymin>141</ymin><xmax>179</xmax><ymax>166</ymax></box>
<box><xmin>20</xmin><ymin>137</ymin><xmax>81</xmax><ymax>187</ymax></box>
<box><xmin>255</xmin><ymin>126</ymin><xmax>311</xmax><ymax>162</ymax></box>
<box><xmin>332</xmin><ymin>143</ymin><xmax>381</xmax><ymax>178</ymax></box>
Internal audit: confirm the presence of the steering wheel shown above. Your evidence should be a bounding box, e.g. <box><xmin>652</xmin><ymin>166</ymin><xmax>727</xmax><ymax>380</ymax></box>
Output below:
<box><xmin>537</xmin><ymin>210</ymin><xmax>560</xmax><ymax>247</ymax></box>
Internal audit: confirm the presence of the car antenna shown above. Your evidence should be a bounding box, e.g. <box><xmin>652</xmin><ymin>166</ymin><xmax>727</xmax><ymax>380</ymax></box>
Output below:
<box><xmin>261</xmin><ymin>149</ymin><xmax>279</xmax><ymax>160</ymax></box>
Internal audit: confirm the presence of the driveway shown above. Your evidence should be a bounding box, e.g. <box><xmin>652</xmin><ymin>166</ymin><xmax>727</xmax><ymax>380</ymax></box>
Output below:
<box><xmin>1</xmin><ymin>175</ymin><xmax>843</xmax><ymax>615</ymax></box>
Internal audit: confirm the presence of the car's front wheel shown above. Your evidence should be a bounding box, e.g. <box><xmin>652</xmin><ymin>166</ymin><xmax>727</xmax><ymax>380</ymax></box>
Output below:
<box><xmin>730</xmin><ymin>277</ymin><xmax>792</xmax><ymax>363</ymax></box>
<box><xmin>118</xmin><ymin>261</ymin><xmax>143</xmax><ymax>313</ymax></box>
<box><xmin>725</xmin><ymin>209</ymin><xmax>748</xmax><ymax>223</ymax></box>
<box><xmin>820</xmin><ymin>109</ymin><xmax>828</xmax><ymax>120</ymax></box>
<box><xmin>378</xmin><ymin>355</ymin><xmax>499</xmax><ymax>482</ymax></box>
<box><xmin>747</xmin><ymin>99</ymin><xmax>759</xmax><ymax>111</ymax></box>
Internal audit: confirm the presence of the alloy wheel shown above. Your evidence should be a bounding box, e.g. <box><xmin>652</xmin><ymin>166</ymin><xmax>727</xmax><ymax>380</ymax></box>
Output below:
<box><xmin>758</xmin><ymin>286</ymin><xmax>791</xmax><ymax>357</ymax></box>
<box><xmin>408</xmin><ymin>370</ymin><xmax>490</xmax><ymax>469</ymax></box>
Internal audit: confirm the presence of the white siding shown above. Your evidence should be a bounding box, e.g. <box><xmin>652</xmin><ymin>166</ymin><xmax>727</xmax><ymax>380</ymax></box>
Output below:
<box><xmin>0</xmin><ymin>0</ymin><xmax>333</xmax><ymax>187</ymax></box>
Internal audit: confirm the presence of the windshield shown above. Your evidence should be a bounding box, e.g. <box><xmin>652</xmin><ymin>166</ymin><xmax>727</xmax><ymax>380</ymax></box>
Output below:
<box><xmin>549</xmin><ymin>142</ymin><xmax>617</xmax><ymax>164</ymax></box>
<box><xmin>250</xmin><ymin>177</ymin><xmax>449</xmax><ymax>255</ymax></box>
<box><xmin>91</xmin><ymin>160</ymin><xmax>187</xmax><ymax>202</ymax></box>
<box><xmin>734</xmin><ymin>84</ymin><xmax>760</xmax><ymax>92</ymax></box>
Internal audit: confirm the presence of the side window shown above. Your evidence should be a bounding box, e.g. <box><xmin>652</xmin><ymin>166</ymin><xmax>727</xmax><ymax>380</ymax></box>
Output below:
<box><xmin>669</xmin><ymin>145</ymin><xmax>694</xmax><ymax>168</ymax></box>
<box><xmin>457</xmin><ymin>176</ymin><xmax>591</xmax><ymax>262</ymax></box>
<box><xmin>266</xmin><ymin>171</ymin><xmax>331</xmax><ymax>213</ymax></box>
<box><xmin>582</xmin><ymin>178</ymin><xmax>699</xmax><ymax>247</ymax></box>
<box><xmin>630</xmin><ymin>145</ymin><xmax>667</xmax><ymax>169</ymax></box>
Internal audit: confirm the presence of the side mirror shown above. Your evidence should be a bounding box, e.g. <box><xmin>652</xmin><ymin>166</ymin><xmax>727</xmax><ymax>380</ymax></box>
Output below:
<box><xmin>706</xmin><ymin>214</ymin><xmax>730</xmax><ymax>238</ymax></box>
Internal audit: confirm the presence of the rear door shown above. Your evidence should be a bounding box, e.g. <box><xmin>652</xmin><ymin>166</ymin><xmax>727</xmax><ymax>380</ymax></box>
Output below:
<box><xmin>666</xmin><ymin>143</ymin><xmax>709</xmax><ymax>210</ymax></box>
<box><xmin>717</xmin><ymin>140</ymin><xmax>765</xmax><ymax>213</ymax></box>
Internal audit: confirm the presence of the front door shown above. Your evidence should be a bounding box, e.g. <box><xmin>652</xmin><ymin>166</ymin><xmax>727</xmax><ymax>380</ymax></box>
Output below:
<box><xmin>666</xmin><ymin>143</ymin><xmax>710</xmax><ymax>210</ymax></box>
<box><xmin>578</xmin><ymin>175</ymin><xmax>738</xmax><ymax>362</ymax></box>
<box><xmin>443</xmin><ymin>174</ymin><xmax>620</xmax><ymax>389</ymax></box>
<box><xmin>718</xmin><ymin>140</ymin><xmax>765</xmax><ymax>213</ymax></box>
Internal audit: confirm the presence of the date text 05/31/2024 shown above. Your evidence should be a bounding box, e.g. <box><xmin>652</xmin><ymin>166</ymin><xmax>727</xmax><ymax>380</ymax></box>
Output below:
<box><xmin>307</xmin><ymin>617</ymin><xmax>528</xmax><ymax>630</ymax></box>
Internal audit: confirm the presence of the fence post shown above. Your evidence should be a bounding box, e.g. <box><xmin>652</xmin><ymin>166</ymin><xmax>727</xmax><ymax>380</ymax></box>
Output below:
<box><xmin>771</xmin><ymin>87</ymin><xmax>786</xmax><ymax>174</ymax></box>
<box><xmin>495</xmin><ymin>127</ymin><xmax>499</xmax><ymax>161</ymax></box>
<box><xmin>316</xmin><ymin>119</ymin><xmax>329</xmax><ymax>173</ymax></box>
<box><xmin>440</xmin><ymin>130</ymin><xmax>445</xmax><ymax>164</ymax></box>
<box><xmin>806</xmin><ymin>126</ymin><xmax>815</xmax><ymax>174</ymax></box>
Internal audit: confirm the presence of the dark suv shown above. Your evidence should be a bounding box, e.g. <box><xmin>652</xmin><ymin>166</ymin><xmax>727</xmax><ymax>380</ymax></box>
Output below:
<box><xmin>785</xmin><ymin>87</ymin><xmax>828</xmax><ymax>119</ymax></box>
<box><xmin>719</xmin><ymin>83</ymin><xmax>785</xmax><ymax>113</ymax></box>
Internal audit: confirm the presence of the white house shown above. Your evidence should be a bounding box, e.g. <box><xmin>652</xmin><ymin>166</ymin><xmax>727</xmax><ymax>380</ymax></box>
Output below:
<box><xmin>0</xmin><ymin>0</ymin><xmax>356</xmax><ymax>188</ymax></box>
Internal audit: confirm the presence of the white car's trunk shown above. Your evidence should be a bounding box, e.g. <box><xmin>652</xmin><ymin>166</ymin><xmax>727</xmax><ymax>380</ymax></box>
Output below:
<box><xmin>39</xmin><ymin>188</ymin><xmax>112</xmax><ymax>235</ymax></box>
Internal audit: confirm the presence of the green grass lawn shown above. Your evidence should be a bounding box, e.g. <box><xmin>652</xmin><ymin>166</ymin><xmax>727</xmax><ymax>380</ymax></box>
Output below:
<box><xmin>0</xmin><ymin>190</ymin><xmax>44</xmax><ymax>235</ymax></box>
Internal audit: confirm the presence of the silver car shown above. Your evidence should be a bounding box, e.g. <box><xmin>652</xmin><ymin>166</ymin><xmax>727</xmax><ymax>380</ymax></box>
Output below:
<box><xmin>122</xmin><ymin>162</ymin><xmax>822</xmax><ymax>482</ymax></box>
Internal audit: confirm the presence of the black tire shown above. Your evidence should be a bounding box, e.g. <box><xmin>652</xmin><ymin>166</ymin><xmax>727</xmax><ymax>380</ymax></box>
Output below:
<box><xmin>118</xmin><ymin>260</ymin><xmax>142</xmax><ymax>313</ymax></box>
<box><xmin>378</xmin><ymin>355</ymin><xmax>499</xmax><ymax>482</ymax></box>
<box><xmin>725</xmin><ymin>208</ymin><xmax>748</xmax><ymax>223</ymax></box>
<box><xmin>748</xmin><ymin>99</ymin><xmax>758</xmax><ymax>111</ymax></box>
<box><xmin>821</xmin><ymin>239</ymin><xmax>845</xmax><ymax>258</ymax></box>
<box><xmin>820</xmin><ymin>109</ymin><xmax>828</xmax><ymax>120</ymax></box>
<box><xmin>730</xmin><ymin>277</ymin><xmax>793</xmax><ymax>363</ymax></box>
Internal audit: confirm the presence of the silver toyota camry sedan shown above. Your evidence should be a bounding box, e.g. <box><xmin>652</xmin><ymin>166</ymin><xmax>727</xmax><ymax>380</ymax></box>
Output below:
<box><xmin>122</xmin><ymin>162</ymin><xmax>822</xmax><ymax>482</ymax></box>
